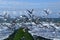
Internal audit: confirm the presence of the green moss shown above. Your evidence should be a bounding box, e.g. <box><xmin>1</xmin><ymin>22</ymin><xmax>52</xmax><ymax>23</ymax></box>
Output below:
<box><xmin>13</xmin><ymin>28</ymin><xmax>33</xmax><ymax>40</ymax></box>
<box><xmin>5</xmin><ymin>28</ymin><xmax>33</xmax><ymax>40</ymax></box>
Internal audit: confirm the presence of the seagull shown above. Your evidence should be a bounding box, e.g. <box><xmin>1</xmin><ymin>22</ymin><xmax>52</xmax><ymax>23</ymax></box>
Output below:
<box><xmin>4</xmin><ymin>12</ymin><xmax>7</xmax><ymax>17</ymax></box>
<box><xmin>43</xmin><ymin>9</ymin><xmax>50</xmax><ymax>15</ymax></box>
<box><xmin>0</xmin><ymin>12</ymin><xmax>7</xmax><ymax>17</ymax></box>
<box><xmin>27</xmin><ymin>9</ymin><xmax>34</xmax><ymax>17</ymax></box>
<box><xmin>27</xmin><ymin>9</ymin><xmax>34</xmax><ymax>14</ymax></box>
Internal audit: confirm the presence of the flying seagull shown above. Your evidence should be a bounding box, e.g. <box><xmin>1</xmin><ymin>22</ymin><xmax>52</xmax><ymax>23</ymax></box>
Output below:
<box><xmin>27</xmin><ymin>9</ymin><xmax>34</xmax><ymax>14</ymax></box>
<box><xmin>43</xmin><ymin>9</ymin><xmax>50</xmax><ymax>15</ymax></box>
<box><xmin>27</xmin><ymin>9</ymin><xmax>34</xmax><ymax>18</ymax></box>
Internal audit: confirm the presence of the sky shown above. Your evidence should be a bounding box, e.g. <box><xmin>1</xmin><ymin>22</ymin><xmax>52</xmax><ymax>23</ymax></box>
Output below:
<box><xmin>0</xmin><ymin>0</ymin><xmax>60</xmax><ymax>18</ymax></box>
<box><xmin>0</xmin><ymin>0</ymin><xmax>60</xmax><ymax>10</ymax></box>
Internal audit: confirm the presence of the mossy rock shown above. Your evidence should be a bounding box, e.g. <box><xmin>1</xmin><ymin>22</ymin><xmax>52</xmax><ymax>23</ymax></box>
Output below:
<box><xmin>5</xmin><ymin>28</ymin><xmax>33</xmax><ymax>40</ymax></box>
<box><xmin>13</xmin><ymin>28</ymin><xmax>33</xmax><ymax>40</ymax></box>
